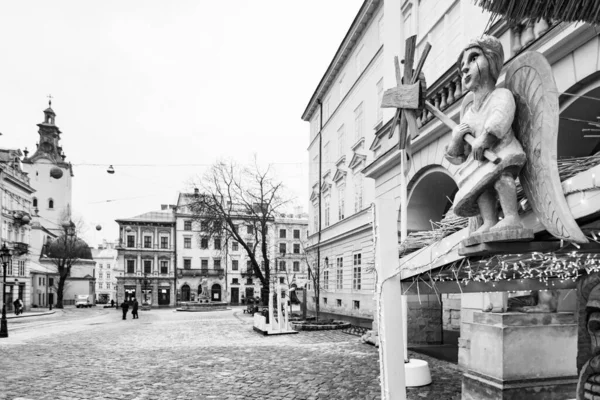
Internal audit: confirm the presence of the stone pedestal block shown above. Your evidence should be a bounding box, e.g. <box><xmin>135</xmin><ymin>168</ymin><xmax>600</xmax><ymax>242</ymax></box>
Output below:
<box><xmin>462</xmin><ymin>311</ymin><xmax>577</xmax><ymax>399</ymax></box>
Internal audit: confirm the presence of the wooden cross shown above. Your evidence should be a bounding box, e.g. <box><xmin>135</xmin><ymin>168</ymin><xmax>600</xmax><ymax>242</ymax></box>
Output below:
<box><xmin>381</xmin><ymin>36</ymin><xmax>501</xmax><ymax>164</ymax></box>
<box><xmin>381</xmin><ymin>36</ymin><xmax>431</xmax><ymax>150</ymax></box>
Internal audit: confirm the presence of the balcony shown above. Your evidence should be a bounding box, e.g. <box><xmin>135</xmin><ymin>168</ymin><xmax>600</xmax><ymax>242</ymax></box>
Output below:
<box><xmin>5</xmin><ymin>241</ymin><xmax>28</xmax><ymax>256</ymax></box>
<box><xmin>179</xmin><ymin>268</ymin><xmax>224</xmax><ymax>277</ymax></box>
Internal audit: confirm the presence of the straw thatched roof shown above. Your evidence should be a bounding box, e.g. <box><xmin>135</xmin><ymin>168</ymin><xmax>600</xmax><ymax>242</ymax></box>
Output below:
<box><xmin>475</xmin><ymin>0</ymin><xmax>600</xmax><ymax>24</ymax></box>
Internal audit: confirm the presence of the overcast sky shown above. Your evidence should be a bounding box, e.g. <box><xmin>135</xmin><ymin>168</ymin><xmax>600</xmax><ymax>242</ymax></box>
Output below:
<box><xmin>0</xmin><ymin>0</ymin><xmax>363</xmax><ymax>246</ymax></box>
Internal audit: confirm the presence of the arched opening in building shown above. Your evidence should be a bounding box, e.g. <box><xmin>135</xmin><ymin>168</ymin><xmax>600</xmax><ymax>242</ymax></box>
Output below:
<box><xmin>181</xmin><ymin>284</ymin><xmax>190</xmax><ymax>302</ymax></box>
<box><xmin>32</xmin><ymin>197</ymin><xmax>37</xmax><ymax>208</ymax></box>
<box><xmin>211</xmin><ymin>284</ymin><xmax>222</xmax><ymax>302</ymax></box>
<box><xmin>48</xmin><ymin>198</ymin><xmax>54</xmax><ymax>209</ymax></box>
<box><xmin>406</xmin><ymin>166</ymin><xmax>458</xmax><ymax>233</ymax></box>
<box><xmin>558</xmin><ymin>78</ymin><xmax>600</xmax><ymax>157</ymax></box>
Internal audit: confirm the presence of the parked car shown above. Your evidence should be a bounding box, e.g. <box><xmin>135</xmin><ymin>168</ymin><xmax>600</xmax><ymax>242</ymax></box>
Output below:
<box><xmin>75</xmin><ymin>295</ymin><xmax>92</xmax><ymax>308</ymax></box>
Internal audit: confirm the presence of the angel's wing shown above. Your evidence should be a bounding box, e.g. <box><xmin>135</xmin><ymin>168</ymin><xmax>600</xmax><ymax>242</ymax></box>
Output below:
<box><xmin>506</xmin><ymin>51</ymin><xmax>588</xmax><ymax>243</ymax></box>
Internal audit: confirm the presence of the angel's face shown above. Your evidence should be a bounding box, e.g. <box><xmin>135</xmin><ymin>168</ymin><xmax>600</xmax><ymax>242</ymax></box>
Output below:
<box><xmin>460</xmin><ymin>47</ymin><xmax>490</xmax><ymax>92</ymax></box>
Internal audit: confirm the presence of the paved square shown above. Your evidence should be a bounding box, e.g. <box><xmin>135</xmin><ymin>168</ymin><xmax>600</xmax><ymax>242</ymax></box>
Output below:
<box><xmin>0</xmin><ymin>308</ymin><xmax>461</xmax><ymax>399</ymax></box>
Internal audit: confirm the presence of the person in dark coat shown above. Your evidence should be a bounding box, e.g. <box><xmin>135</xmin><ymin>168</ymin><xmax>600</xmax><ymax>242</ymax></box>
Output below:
<box><xmin>121</xmin><ymin>300</ymin><xmax>129</xmax><ymax>320</ymax></box>
<box><xmin>131</xmin><ymin>298</ymin><xmax>139</xmax><ymax>319</ymax></box>
<box><xmin>111</xmin><ymin>299</ymin><xmax>115</xmax><ymax>308</ymax></box>
<box><xmin>13</xmin><ymin>299</ymin><xmax>20</xmax><ymax>315</ymax></box>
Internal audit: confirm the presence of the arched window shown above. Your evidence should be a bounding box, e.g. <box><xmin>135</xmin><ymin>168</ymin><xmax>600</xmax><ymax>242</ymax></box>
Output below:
<box><xmin>32</xmin><ymin>197</ymin><xmax>37</xmax><ymax>208</ymax></box>
<box><xmin>48</xmin><ymin>198</ymin><xmax>54</xmax><ymax>209</ymax></box>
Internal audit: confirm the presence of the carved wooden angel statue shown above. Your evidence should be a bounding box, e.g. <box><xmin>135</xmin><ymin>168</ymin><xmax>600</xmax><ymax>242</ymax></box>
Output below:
<box><xmin>445</xmin><ymin>34</ymin><xmax>587</xmax><ymax>246</ymax></box>
<box><xmin>445</xmin><ymin>35</ymin><xmax>528</xmax><ymax>237</ymax></box>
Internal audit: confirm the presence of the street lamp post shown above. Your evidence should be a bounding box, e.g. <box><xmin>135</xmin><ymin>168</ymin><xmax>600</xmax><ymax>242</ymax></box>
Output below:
<box><xmin>1</xmin><ymin>243</ymin><xmax>13</xmax><ymax>338</ymax></box>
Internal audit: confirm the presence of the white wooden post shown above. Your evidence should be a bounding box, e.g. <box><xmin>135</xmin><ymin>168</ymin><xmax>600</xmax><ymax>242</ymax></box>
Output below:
<box><xmin>376</xmin><ymin>197</ymin><xmax>407</xmax><ymax>400</ymax></box>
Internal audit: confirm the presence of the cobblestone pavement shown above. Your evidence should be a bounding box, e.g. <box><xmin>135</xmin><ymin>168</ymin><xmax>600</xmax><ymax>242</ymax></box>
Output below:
<box><xmin>0</xmin><ymin>307</ymin><xmax>462</xmax><ymax>400</ymax></box>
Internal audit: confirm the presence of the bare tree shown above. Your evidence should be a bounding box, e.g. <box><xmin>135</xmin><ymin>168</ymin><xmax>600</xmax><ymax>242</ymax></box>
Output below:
<box><xmin>187</xmin><ymin>160</ymin><xmax>289</xmax><ymax>307</ymax></box>
<box><xmin>300</xmin><ymin>240</ymin><xmax>328</xmax><ymax>321</ymax></box>
<box><xmin>43</xmin><ymin>221</ymin><xmax>93</xmax><ymax>309</ymax></box>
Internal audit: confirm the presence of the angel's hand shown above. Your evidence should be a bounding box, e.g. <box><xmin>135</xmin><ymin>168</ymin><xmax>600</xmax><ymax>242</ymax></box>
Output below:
<box><xmin>471</xmin><ymin>136</ymin><xmax>488</xmax><ymax>161</ymax></box>
<box><xmin>452</xmin><ymin>123</ymin><xmax>471</xmax><ymax>139</ymax></box>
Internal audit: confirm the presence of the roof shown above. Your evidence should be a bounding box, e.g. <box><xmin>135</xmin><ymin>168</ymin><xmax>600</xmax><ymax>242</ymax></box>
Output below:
<box><xmin>116</xmin><ymin>210</ymin><xmax>175</xmax><ymax>224</ymax></box>
<box><xmin>301</xmin><ymin>0</ymin><xmax>381</xmax><ymax>121</ymax></box>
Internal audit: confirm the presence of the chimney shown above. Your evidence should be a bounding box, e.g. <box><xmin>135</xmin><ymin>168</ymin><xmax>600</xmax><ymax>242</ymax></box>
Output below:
<box><xmin>194</xmin><ymin>188</ymin><xmax>199</xmax><ymax>195</ymax></box>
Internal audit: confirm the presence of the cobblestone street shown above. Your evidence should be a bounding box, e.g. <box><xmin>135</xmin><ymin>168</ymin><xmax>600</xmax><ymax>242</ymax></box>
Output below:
<box><xmin>0</xmin><ymin>308</ymin><xmax>461</xmax><ymax>399</ymax></box>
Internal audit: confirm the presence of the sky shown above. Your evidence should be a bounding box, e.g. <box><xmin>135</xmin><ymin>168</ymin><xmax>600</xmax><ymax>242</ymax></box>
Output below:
<box><xmin>0</xmin><ymin>0</ymin><xmax>364</xmax><ymax>247</ymax></box>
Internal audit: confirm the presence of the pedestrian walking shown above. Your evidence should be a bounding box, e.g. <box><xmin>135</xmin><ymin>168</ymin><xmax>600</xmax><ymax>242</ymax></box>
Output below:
<box><xmin>111</xmin><ymin>299</ymin><xmax>115</xmax><ymax>308</ymax></box>
<box><xmin>18</xmin><ymin>299</ymin><xmax>23</xmax><ymax>315</ymax></box>
<box><xmin>132</xmin><ymin>298</ymin><xmax>139</xmax><ymax>319</ymax></box>
<box><xmin>121</xmin><ymin>300</ymin><xmax>129</xmax><ymax>320</ymax></box>
<box><xmin>13</xmin><ymin>299</ymin><xmax>20</xmax><ymax>315</ymax></box>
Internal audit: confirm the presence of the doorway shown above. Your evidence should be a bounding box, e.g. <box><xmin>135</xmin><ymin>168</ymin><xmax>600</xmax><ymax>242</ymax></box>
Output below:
<box><xmin>48</xmin><ymin>292</ymin><xmax>54</xmax><ymax>307</ymax></box>
<box><xmin>211</xmin><ymin>284</ymin><xmax>222</xmax><ymax>302</ymax></box>
<box><xmin>231</xmin><ymin>287</ymin><xmax>239</xmax><ymax>304</ymax></box>
<box><xmin>158</xmin><ymin>288</ymin><xmax>170</xmax><ymax>305</ymax></box>
<box><xmin>245</xmin><ymin>287</ymin><xmax>254</xmax><ymax>300</ymax></box>
<box><xmin>181</xmin><ymin>284</ymin><xmax>190</xmax><ymax>302</ymax></box>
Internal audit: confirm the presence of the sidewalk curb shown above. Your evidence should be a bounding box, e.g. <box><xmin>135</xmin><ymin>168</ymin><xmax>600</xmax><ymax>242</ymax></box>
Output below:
<box><xmin>6</xmin><ymin>310</ymin><xmax>56</xmax><ymax>320</ymax></box>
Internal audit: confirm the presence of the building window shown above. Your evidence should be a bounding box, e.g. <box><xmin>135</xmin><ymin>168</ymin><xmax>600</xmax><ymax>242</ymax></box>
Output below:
<box><xmin>232</xmin><ymin>260</ymin><xmax>239</xmax><ymax>271</ymax></box>
<box><xmin>247</xmin><ymin>225</ymin><xmax>254</xmax><ymax>234</ymax></box>
<box><xmin>232</xmin><ymin>241</ymin><xmax>239</xmax><ymax>251</ymax></box>
<box><xmin>354</xmin><ymin>175</ymin><xmax>363</xmax><ymax>213</ymax></box>
<box><xmin>214</xmin><ymin>258</ymin><xmax>221</xmax><ymax>270</ymax></box>
<box><xmin>324</xmin><ymin>96</ymin><xmax>331</xmax><ymax>121</ymax></box>
<box><xmin>201</xmin><ymin>238</ymin><xmax>208</xmax><ymax>249</ymax></box>
<box><xmin>353</xmin><ymin>253</ymin><xmax>362</xmax><ymax>290</ymax></box>
<box><xmin>183</xmin><ymin>258</ymin><xmax>191</xmax><ymax>270</ymax></box>
<box><xmin>232</xmin><ymin>278</ymin><xmax>239</xmax><ymax>284</ymax></box>
<box><xmin>324</xmin><ymin>141</ymin><xmax>330</xmax><ymax>165</ymax></box>
<box><xmin>160</xmin><ymin>237</ymin><xmax>168</xmax><ymax>249</ymax></box>
<box><xmin>17</xmin><ymin>261</ymin><xmax>24</xmax><ymax>276</ymax></box>
<box><xmin>99</xmin><ymin>272</ymin><xmax>103</xmax><ymax>279</ymax></box>
<box><xmin>127</xmin><ymin>235</ymin><xmax>135</xmax><ymax>248</ymax></box>
<box><xmin>279</xmin><ymin>261</ymin><xmax>286</xmax><ymax>271</ymax></box>
<box><xmin>184</xmin><ymin>220</ymin><xmax>192</xmax><ymax>231</ymax></box>
<box><xmin>33</xmin><ymin>197</ymin><xmax>38</xmax><ymax>208</ymax></box>
<box><xmin>339</xmin><ymin>72</ymin><xmax>346</xmax><ymax>99</ymax></box>
<box><xmin>293</xmin><ymin>261</ymin><xmax>300</xmax><ymax>272</ymax></box>
<box><xmin>200</xmin><ymin>221</ymin><xmax>209</xmax><ymax>231</ymax></box>
<box><xmin>99</xmin><ymin>282</ymin><xmax>103</xmax><ymax>289</ymax></box>
<box><xmin>324</xmin><ymin>196</ymin><xmax>330</xmax><ymax>227</ymax></box>
<box><xmin>106</xmin><ymin>272</ymin><xmax>111</xmax><ymax>279</ymax></box>
<box><xmin>279</xmin><ymin>229</ymin><xmax>286</xmax><ymax>239</ymax></box>
<box><xmin>376</xmin><ymin>78</ymin><xmax>384</xmax><ymax>123</ymax></box>
<box><xmin>337</xmin><ymin>125</ymin><xmax>345</xmax><ymax>159</ymax></box>
<box><xmin>354</xmin><ymin>102</ymin><xmax>364</xmax><ymax>141</ymax></box>
<box><xmin>336</xmin><ymin>257</ymin><xmax>343</xmax><ymax>289</ymax></box>
<box><xmin>247</xmin><ymin>279</ymin><xmax>253</xmax><ymax>285</ymax></box>
<box><xmin>144</xmin><ymin>260</ymin><xmax>152</xmax><ymax>274</ymax></box>
<box><xmin>338</xmin><ymin>186</ymin><xmax>345</xmax><ymax>220</ymax></box>
<box><xmin>353</xmin><ymin>300</ymin><xmax>360</xmax><ymax>310</ymax></box>
<box><xmin>160</xmin><ymin>260</ymin><xmax>168</xmax><ymax>274</ymax></box>
<box><xmin>293</xmin><ymin>229</ymin><xmax>300</xmax><ymax>239</ymax></box>
<box><xmin>49</xmin><ymin>277</ymin><xmax>54</xmax><ymax>287</ymax></box>
<box><xmin>355</xmin><ymin>45</ymin><xmax>364</xmax><ymax>75</ymax></box>
<box><xmin>313</xmin><ymin>203</ymin><xmax>319</xmax><ymax>233</ymax></box>
<box><xmin>214</xmin><ymin>238</ymin><xmax>221</xmax><ymax>250</ymax></box>
<box><xmin>107</xmin><ymin>263</ymin><xmax>111</xmax><ymax>269</ymax></box>
<box><xmin>213</xmin><ymin>221</ymin><xmax>222</xmax><ymax>231</ymax></box>
<box><xmin>201</xmin><ymin>259</ymin><xmax>208</xmax><ymax>269</ymax></box>
<box><xmin>127</xmin><ymin>259</ymin><xmax>135</xmax><ymax>273</ymax></box>
<box><xmin>184</xmin><ymin>237</ymin><xmax>192</xmax><ymax>249</ymax></box>
<box><xmin>48</xmin><ymin>198</ymin><xmax>54</xmax><ymax>209</ymax></box>
<box><xmin>247</xmin><ymin>242</ymin><xmax>254</xmax><ymax>251</ymax></box>
<box><xmin>279</xmin><ymin>277</ymin><xmax>285</xmax><ymax>284</ymax></box>
<box><xmin>144</xmin><ymin>236</ymin><xmax>152</xmax><ymax>248</ymax></box>
<box><xmin>293</xmin><ymin>243</ymin><xmax>300</xmax><ymax>254</ymax></box>
<box><xmin>323</xmin><ymin>297</ymin><xmax>328</xmax><ymax>305</ymax></box>
<box><xmin>323</xmin><ymin>270</ymin><xmax>329</xmax><ymax>290</ymax></box>
<box><xmin>337</xmin><ymin>299</ymin><xmax>342</xmax><ymax>307</ymax></box>
<box><xmin>279</xmin><ymin>243</ymin><xmax>286</xmax><ymax>255</ymax></box>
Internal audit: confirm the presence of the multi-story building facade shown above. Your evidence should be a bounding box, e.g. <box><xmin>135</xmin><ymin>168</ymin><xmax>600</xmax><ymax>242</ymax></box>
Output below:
<box><xmin>115</xmin><ymin>208</ymin><xmax>176</xmax><ymax>307</ymax></box>
<box><xmin>301</xmin><ymin>1</ymin><xmax>383</xmax><ymax>324</ymax></box>
<box><xmin>92</xmin><ymin>240</ymin><xmax>120</xmax><ymax>304</ymax></box>
<box><xmin>0</xmin><ymin>148</ymin><xmax>35</xmax><ymax>312</ymax></box>
<box><xmin>175</xmin><ymin>192</ymin><xmax>309</xmax><ymax>305</ymax></box>
<box><xmin>271</xmin><ymin>212</ymin><xmax>309</xmax><ymax>303</ymax></box>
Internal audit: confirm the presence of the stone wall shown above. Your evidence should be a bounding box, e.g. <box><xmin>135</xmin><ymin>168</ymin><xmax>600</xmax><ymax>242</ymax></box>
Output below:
<box><xmin>442</xmin><ymin>293</ymin><xmax>461</xmax><ymax>331</ymax></box>
<box><xmin>406</xmin><ymin>294</ymin><xmax>442</xmax><ymax>345</ymax></box>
